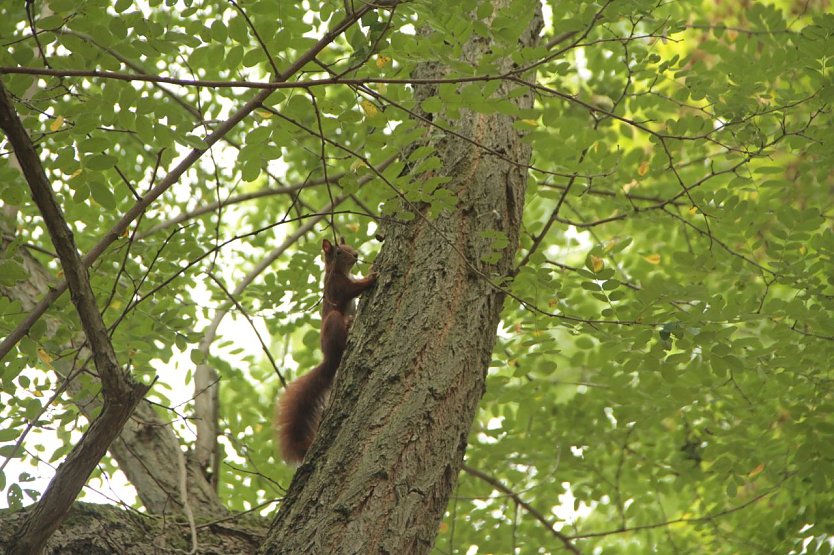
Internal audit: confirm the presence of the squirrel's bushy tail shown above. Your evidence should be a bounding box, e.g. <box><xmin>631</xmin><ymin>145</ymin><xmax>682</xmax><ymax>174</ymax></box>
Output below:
<box><xmin>275</xmin><ymin>364</ymin><xmax>333</xmax><ymax>465</ymax></box>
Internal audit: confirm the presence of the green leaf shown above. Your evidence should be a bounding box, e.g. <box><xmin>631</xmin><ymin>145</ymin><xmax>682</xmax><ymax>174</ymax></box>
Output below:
<box><xmin>0</xmin><ymin>260</ymin><xmax>27</xmax><ymax>285</ymax></box>
<box><xmin>84</xmin><ymin>154</ymin><xmax>117</xmax><ymax>171</ymax></box>
<box><xmin>6</xmin><ymin>483</ymin><xmax>23</xmax><ymax>510</ymax></box>
<box><xmin>89</xmin><ymin>180</ymin><xmax>116</xmax><ymax>209</ymax></box>
<box><xmin>421</xmin><ymin>96</ymin><xmax>442</xmax><ymax>113</ymax></box>
<box><xmin>0</xmin><ymin>426</ymin><xmax>19</xmax><ymax>442</ymax></box>
<box><xmin>190</xmin><ymin>349</ymin><xmax>205</xmax><ymax>364</ymax></box>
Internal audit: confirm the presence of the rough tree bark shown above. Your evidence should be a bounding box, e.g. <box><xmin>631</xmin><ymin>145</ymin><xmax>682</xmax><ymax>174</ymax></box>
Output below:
<box><xmin>0</xmin><ymin>502</ymin><xmax>268</xmax><ymax>554</ymax></box>
<box><xmin>262</xmin><ymin>2</ymin><xmax>543</xmax><ymax>553</ymax></box>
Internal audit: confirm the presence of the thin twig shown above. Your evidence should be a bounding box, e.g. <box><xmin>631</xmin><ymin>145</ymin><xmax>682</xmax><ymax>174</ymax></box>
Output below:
<box><xmin>461</xmin><ymin>464</ymin><xmax>581</xmax><ymax>554</ymax></box>
<box><xmin>207</xmin><ymin>273</ymin><xmax>286</xmax><ymax>387</ymax></box>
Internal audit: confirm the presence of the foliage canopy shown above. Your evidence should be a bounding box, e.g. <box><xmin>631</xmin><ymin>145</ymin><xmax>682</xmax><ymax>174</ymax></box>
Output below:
<box><xmin>0</xmin><ymin>0</ymin><xmax>833</xmax><ymax>553</ymax></box>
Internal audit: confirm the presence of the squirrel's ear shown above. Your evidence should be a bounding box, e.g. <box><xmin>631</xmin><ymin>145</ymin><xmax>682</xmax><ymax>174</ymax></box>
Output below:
<box><xmin>322</xmin><ymin>239</ymin><xmax>332</xmax><ymax>252</ymax></box>
<box><xmin>339</xmin><ymin>236</ymin><xmax>346</xmax><ymax>245</ymax></box>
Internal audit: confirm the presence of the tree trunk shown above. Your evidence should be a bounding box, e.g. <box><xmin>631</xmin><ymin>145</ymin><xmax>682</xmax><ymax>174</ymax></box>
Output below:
<box><xmin>262</xmin><ymin>3</ymin><xmax>543</xmax><ymax>553</ymax></box>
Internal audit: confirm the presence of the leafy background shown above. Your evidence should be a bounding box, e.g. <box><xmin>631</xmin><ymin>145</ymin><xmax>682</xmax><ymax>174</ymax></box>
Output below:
<box><xmin>1</xmin><ymin>0</ymin><xmax>832</xmax><ymax>553</ymax></box>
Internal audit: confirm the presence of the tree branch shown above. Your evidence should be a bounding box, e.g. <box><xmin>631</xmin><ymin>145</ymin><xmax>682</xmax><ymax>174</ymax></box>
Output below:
<box><xmin>0</xmin><ymin>77</ymin><xmax>150</xmax><ymax>555</ymax></box>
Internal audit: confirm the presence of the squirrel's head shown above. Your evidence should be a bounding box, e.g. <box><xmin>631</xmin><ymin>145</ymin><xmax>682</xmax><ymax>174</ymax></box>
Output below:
<box><xmin>322</xmin><ymin>237</ymin><xmax>358</xmax><ymax>271</ymax></box>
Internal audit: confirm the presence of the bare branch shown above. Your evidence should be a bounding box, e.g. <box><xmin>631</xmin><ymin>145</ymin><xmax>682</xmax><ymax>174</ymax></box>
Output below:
<box><xmin>0</xmin><ymin>65</ymin><xmax>513</xmax><ymax>90</ymax></box>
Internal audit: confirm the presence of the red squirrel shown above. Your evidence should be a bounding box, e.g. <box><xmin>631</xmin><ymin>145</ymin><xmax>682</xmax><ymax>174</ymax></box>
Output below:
<box><xmin>276</xmin><ymin>238</ymin><xmax>376</xmax><ymax>464</ymax></box>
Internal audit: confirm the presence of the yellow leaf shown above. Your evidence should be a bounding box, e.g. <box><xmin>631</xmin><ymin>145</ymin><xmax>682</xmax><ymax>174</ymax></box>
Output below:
<box><xmin>590</xmin><ymin>94</ymin><xmax>614</xmax><ymax>111</ymax></box>
<box><xmin>670</xmin><ymin>513</ymin><xmax>692</xmax><ymax>528</ymax></box>
<box><xmin>70</xmin><ymin>168</ymin><xmax>82</xmax><ymax>178</ymax></box>
<box><xmin>547</xmin><ymin>298</ymin><xmax>558</xmax><ymax>307</ymax></box>
<box><xmin>121</xmin><ymin>227</ymin><xmax>130</xmax><ymax>238</ymax></box>
<box><xmin>747</xmin><ymin>463</ymin><xmax>765</xmax><ymax>478</ymax></box>
<box><xmin>346</xmin><ymin>223</ymin><xmax>359</xmax><ymax>233</ymax></box>
<box><xmin>521</xmin><ymin>119</ymin><xmax>539</xmax><ymax>127</ymax></box>
<box><xmin>37</xmin><ymin>348</ymin><xmax>53</xmax><ymax>365</ymax></box>
<box><xmin>257</xmin><ymin>110</ymin><xmax>272</xmax><ymax>119</ymax></box>
<box><xmin>643</xmin><ymin>254</ymin><xmax>661</xmax><ymax>265</ymax></box>
<box><xmin>350</xmin><ymin>159</ymin><xmax>365</xmax><ymax>172</ymax></box>
<box><xmin>688</xmin><ymin>205</ymin><xmax>698</xmax><ymax>215</ymax></box>
<box><xmin>360</xmin><ymin>100</ymin><xmax>379</xmax><ymax>118</ymax></box>
<box><xmin>799</xmin><ymin>245</ymin><xmax>807</xmax><ymax>255</ymax></box>
<box><xmin>438</xmin><ymin>522</ymin><xmax>449</xmax><ymax>533</ymax></box>
<box><xmin>726</xmin><ymin>29</ymin><xmax>738</xmax><ymax>42</ymax></box>
<box><xmin>375</xmin><ymin>55</ymin><xmax>391</xmax><ymax>68</ymax></box>
<box><xmin>622</xmin><ymin>179</ymin><xmax>639</xmax><ymax>193</ymax></box>
<box><xmin>50</xmin><ymin>115</ymin><xmax>64</xmax><ymax>132</ymax></box>
<box><xmin>638</xmin><ymin>160</ymin><xmax>650</xmax><ymax>176</ymax></box>
<box><xmin>590</xmin><ymin>255</ymin><xmax>604</xmax><ymax>273</ymax></box>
